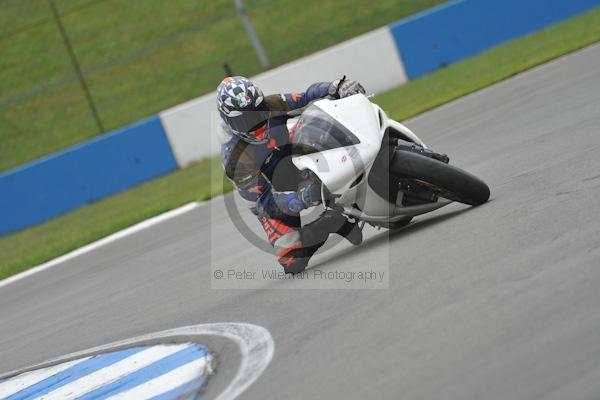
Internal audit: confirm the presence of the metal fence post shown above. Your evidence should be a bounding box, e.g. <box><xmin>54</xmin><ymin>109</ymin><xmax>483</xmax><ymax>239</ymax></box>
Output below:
<box><xmin>234</xmin><ymin>0</ymin><xmax>270</xmax><ymax>70</ymax></box>
<box><xmin>48</xmin><ymin>0</ymin><xmax>104</xmax><ymax>134</ymax></box>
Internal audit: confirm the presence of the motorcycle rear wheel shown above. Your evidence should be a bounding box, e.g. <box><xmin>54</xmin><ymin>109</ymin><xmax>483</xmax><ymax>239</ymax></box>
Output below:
<box><xmin>390</xmin><ymin>150</ymin><xmax>490</xmax><ymax>206</ymax></box>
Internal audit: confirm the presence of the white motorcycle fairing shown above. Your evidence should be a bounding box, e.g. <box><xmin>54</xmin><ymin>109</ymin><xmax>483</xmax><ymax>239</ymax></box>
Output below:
<box><xmin>290</xmin><ymin>95</ymin><xmax>451</xmax><ymax>224</ymax></box>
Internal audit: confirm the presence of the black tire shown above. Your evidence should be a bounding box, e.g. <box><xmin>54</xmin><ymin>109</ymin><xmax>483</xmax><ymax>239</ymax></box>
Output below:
<box><xmin>378</xmin><ymin>216</ymin><xmax>413</xmax><ymax>230</ymax></box>
<box><xmin>390</xmin><ymin>150</ymin><xmax>490</xmax><ymax>206</ymax></box>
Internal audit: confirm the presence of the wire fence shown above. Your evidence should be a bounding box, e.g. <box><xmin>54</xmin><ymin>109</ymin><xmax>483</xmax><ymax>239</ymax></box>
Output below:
<box><xmin>0</xmin><ymin>0</ymin><xmax>282</xmax><ymax>172</ymax></box>
<box><xmin>0</xmin><ymin>0</ymin><xmax>272</xmax><ymax>117</ymax></box>
<box><xmin>0</xmin><ymin>0</ymin><xmax>444</xmax><ymax>172</ymax></box>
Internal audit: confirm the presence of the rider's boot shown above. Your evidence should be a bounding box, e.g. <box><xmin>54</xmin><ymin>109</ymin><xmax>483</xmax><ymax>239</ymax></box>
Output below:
<box><xmin>301</xmin><ymin>210</ymin><xmax>363</xmax><ymax>248</ymax></box>
<box><xmin>314</xmin><ymin>210</ymin><xmax>363</xmax><ymax>246</ymax></box>
<box><xmin>336</xmin><ymin>217</ymin><xmax>363</xmax><ymax>246</ymax></box>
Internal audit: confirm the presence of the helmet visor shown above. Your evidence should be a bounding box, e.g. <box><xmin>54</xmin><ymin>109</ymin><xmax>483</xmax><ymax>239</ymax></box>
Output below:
<box><xmin>226</xmin><ymin>109</ymin><xmax>270</xmax><ymax>134</ymax></box>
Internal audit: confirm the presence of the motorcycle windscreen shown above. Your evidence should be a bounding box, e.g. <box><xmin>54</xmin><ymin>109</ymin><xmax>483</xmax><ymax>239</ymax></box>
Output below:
<box><xmin>290</xmin><ymin>105</ymin><xmax>360</xmax><ymax>154</ymax></box>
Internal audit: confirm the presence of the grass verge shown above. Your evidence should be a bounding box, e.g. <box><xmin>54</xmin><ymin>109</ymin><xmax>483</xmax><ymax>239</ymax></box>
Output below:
<box><xmin>1</xmin><ymin>8</ymin><xmax>599</xmax><ymax>280</ymax></box>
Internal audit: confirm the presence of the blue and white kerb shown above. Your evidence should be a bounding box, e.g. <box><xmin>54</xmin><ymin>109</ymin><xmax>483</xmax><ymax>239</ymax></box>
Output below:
<box><xmin>0</xmin><ymin>343</ymin><xmax>214</xmax><ymax>400</ymax></box>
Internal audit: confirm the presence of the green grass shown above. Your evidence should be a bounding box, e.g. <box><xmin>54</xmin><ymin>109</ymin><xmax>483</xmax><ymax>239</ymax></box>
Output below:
<box><xmin>0</xmin><ymin>0</ymin><xmax>444</xmax><ymax>172</ymax></box>
<box><xmin>1</xmin><ymin>7</ymin><xmax>600</xmax><ymax>280</ymax></box>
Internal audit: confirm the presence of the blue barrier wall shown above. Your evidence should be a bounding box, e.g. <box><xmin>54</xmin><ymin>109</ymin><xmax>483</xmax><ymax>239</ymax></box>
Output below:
<box><xmin>0</xmin><ymin>117</ymin><xmax>177</xmax><ymax>235</ymax></box>
<box><xmin>390</xmin><ymin>0</ymin><xmax>600</xmax><ymax>79</ymax></box>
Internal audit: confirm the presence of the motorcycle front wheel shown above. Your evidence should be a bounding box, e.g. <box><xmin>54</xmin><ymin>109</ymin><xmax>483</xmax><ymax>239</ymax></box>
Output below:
<box><xmin>390</xmin><ymin>150</ymin><xmax>490</xmax><ymax>206</ymax></box>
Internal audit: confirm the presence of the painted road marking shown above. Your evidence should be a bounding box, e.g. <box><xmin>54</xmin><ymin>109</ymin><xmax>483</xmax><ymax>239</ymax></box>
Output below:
<box><xmin>0</xmin><ymin>344</ymin><xmax>212</xmax><ymax>400</ymax></box>
<box><xmin>37</xmin><ymin>343</ymin><xmax>191</xmax><ymax>399</ymax></box>
<box><xmin>106</xmin><ymin>357</ymin><xmax>210</xmax><ymax>399</ymax></box>
<box><xmin>5</xmin><ymin>347</ymin><xmax>145</xmax><ymax>400</ymax></box>
<box><xmin>74</xmin><ymin>346</ymin><xmax>209</xmax><ymax>400</ymax></box>
<box><xmin>0</xmin><ymin>323</ymin><xmax>274</xmax><ymax>400</ymax></box>
<box><xmin>0</xmin><ymin>358</ymin><xmax>90</xmax><ymax>399</ymax></box>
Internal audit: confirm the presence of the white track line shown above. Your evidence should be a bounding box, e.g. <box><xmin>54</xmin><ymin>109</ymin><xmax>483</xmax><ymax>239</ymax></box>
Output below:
<box><xmin>37</xmin><ymin>344</ymin><xmax>191</xmax><ymax>400</ymax></box>
<box><xmin>0</xmin><ymin>323</ymin><xmax>275</xmax><ymax>400</ymax></box>
<box><xmin>0</xmin><ymin>202</ymin><xmax>200</xmax><ymax>289</ymax></box>
<box><xmin>0</xmin><ymin>357</ymin><xmax>90</xmax><ymax>398</ymax></box>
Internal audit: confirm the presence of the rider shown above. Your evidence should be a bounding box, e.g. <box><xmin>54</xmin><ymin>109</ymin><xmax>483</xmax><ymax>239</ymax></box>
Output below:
<box><xmin>217</xmin><ymin>75</ymin><xmax>366</xmax><ymax>274</ymax></box>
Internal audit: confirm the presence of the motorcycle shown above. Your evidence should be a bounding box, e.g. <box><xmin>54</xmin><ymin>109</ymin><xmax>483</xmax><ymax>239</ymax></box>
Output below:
<box><xmin>285</xmin><ymin>94</ymin><xmax>490</xmax><ymax>230</ymax></box>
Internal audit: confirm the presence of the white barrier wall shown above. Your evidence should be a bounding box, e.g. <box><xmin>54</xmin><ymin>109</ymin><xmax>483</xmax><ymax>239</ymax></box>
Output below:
<box><xmin>251</xmin><ymin>27</ymin><xmax>407</xmax><ymax>95</ymax></box>
<box><xmin>159</xmin><ymin>27</ymin><xmax>407</xmax><ymax>168</ymax></box>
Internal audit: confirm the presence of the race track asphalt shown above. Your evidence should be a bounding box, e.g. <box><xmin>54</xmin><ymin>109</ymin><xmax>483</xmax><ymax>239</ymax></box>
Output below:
<box><xmin>1</xmin><ymin>43</ymin><xmax>600</xmax><ymax>399</ymax></box>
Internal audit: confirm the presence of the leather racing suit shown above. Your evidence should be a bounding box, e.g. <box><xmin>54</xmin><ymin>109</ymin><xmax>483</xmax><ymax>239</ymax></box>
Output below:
<box><xmin>220</xmin><ymin>82</ymin><xmax>353</xmax><ymax>273</ymax></box>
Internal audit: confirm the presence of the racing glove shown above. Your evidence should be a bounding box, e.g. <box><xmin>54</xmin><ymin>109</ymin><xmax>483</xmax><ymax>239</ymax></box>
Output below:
<box><xmin>329</xmin><ymin>75</ymin><xmax>366</xmax><ymax>99</ymax></box>
<box><xmin>287</xmin><ymin>181</ymin><xmax>322</xmax><ymax>213</ymax></box>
